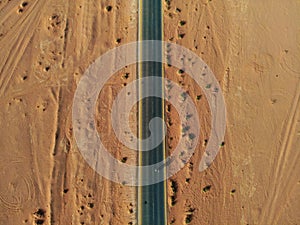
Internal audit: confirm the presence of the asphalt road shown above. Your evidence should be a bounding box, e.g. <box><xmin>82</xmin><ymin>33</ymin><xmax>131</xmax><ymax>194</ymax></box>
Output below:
<box><xmin>137</xmin><ymin>0</ymin><xmax>167</xmax><ymax>224</ymax></box>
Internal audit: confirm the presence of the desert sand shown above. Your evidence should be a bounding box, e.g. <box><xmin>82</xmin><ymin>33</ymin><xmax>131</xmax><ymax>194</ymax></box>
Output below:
<box><xmin>0</xmin><ymin>0</ymin><xmax>299</xmax><ymax>224</ymax></box>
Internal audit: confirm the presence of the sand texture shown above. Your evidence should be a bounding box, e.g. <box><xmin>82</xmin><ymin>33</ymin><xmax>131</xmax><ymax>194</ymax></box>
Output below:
<box><xmin>0</xmin><ymin>0</ymin><xmax>299</xmax><ymax>224</ymax></box>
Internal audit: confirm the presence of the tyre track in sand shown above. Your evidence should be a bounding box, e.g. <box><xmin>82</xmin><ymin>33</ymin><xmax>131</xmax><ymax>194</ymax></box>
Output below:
<box><xmin>0</xmin><ymin>161</ymin><xmax>35</xmax><ymax>211</ymax></box>
<box><xmin>0</xmin><ymin>0</ymin><xmax>47</xmax><ymax>96</ymax></box>
<box><xmin>259</xmin><ymin>79</ymin><xmax>300</xmax><ymax>224</ymax></box>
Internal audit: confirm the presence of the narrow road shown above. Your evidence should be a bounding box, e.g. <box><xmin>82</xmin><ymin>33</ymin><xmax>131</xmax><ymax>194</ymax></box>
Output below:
<box><xmin>137</xmin><ymin>0</ymin><xmax>167</xmax><ymax>224</ymax></box>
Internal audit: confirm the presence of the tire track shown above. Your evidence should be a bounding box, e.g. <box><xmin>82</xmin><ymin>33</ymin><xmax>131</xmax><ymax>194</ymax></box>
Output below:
<box><xmin>0</xmin><ymin>161</ymin><xmax>35</xmax><ymax>211</ymax></box>
<box><xmin>206</xmin><ymin>3</ymin><xmax>227</xmax><ymax>69</ymax></box>
<box><xmin>190</xmin><ymin>6</ymin><xmax>205</xmax><ymax>46</ymax></box>
<box><xmin>28</xmin><ymin>121</ymin><xmax>45</xmax><ymax>198</ymax></box>
<box><xmin>75</xmin><ymin>0</ymin><xmax>99</xmax><ymax>59</ymax></box>
<box><xmin>0</xmin><ymin>0</ymin><xmax>22</xmax><ymax>24</ymax></box>
<box><xmin>0</xmin><ymin>0</ymin><xmax>46</xmax><ymax>96</ymax></box>
<box><xmin>259</xmin><ymin>79</ymin><xmax>300</xmax><ymax>224</ymax></box>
